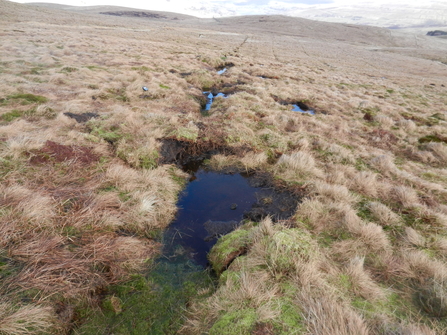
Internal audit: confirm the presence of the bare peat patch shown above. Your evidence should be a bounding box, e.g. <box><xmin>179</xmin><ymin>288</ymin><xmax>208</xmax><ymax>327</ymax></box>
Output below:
<box><xmin>158</xmin><ymin>136</ymin><xmax>250</xmax><ymax>168</ymax></box>
<box><xmin>29</xmin><ymin>140</ymin><xmax>99</xmax><ymax>165</ymax></box>
<box><xmin>64</xmin><ymin>112</ymin><xmax>99</xmax><ymax>123</ymax></box>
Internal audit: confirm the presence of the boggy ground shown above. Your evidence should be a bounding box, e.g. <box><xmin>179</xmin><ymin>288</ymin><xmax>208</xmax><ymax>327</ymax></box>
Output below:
<box><xmin>1</xmin><ymin>0</ymin><xmax>447</xmax><ymax>334</ymax></box>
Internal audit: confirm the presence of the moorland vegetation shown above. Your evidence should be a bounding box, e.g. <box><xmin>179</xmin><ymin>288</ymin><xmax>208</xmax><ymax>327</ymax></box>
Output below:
<box><xmin>1</xmin><ymin>1</ymin><xmax>447</xmax><ymax>334</ymax></box>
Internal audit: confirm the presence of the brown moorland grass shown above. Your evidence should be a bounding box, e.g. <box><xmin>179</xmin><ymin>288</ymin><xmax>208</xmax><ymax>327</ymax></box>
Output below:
<box><xmin>1</xmin><ymin>0</ymin><xmax>447</xmax><ymax>333</ymax></box>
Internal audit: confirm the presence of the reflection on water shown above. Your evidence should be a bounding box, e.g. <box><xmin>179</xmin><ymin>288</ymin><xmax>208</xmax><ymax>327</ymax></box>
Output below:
<box><xmin>162</xmin><ymin>169</ymin><xmax>258</xmax><ymax>267</ymax></box>
<box><xmin>217</xmin><ymin>68</ymin><xmax>227</xmax><ymax>75</ymax></box>
<box><xmin>292</xmin><ymin>104</ymin><xmax>315</xmax><ymax>115</ymax></box>
<box><xmin>203</xmin><ymin>92</ymin><xmax>227</xmax><ymax>111</ymax></box>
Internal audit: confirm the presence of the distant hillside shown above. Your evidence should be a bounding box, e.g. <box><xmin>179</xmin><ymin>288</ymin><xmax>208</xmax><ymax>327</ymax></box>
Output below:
<box><xmin>427</xmin><ymin>30</ymin><xmax>447</xmax><ymax>36</ymax></box>
<box><xmin>20</xmin><ymin>1</ymin><xmax>447</xmax><ymax>30</ymax></box>
<box><xmin>24</xmin><ymin>2</ymin><xmax>197</xmax><ymax>20</ymax></box>
<box><xmin>276</xmin><ymin>1</ymin><xmax>447</xmax><ymax>30</ymax></box>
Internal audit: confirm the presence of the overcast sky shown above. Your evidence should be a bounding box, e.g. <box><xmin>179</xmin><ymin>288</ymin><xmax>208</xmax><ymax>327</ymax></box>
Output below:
<box><xmin>10</xmin><ymin>0</ymin><xmax>437</xmax><ymax>17</ymax></box>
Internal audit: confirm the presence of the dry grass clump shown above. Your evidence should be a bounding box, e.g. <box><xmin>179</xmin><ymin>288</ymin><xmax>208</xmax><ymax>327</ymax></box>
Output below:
<box><xmin>414</xmin><ymin>277</ymin><xmax>447</xmax><ymax>318</ymax></box>
<box><xmin>105</xmin><ymin>163</ymin><xmax>184</xmax><ymax>232</ymax></box>
<box><xmin>370</xmin><ymin>155</ymin><xmax>397</xmax><ymax>175</ymax></box>
<box><xmin>337</xmin><ymin>219</ymin><xmax>392</xmax><ymax>258</ymax></box>
<box><xmin>396</xmin><ymin>119</ymin><xmax>417</xmax><ymax>132</ymax></box>
<box><xmin>404</xmin><ymin>227</ymin><xmax>426</xmax><ymax>248</ymax></box>
<box><xmin>295</xmin><ymin>198</ymin><xmax>356</xmax><ymax>233</ymax></box>
<box><xmin>7</xmin><ymin>232</ymin><xmax>159</xmax><ymax>298</ymax></box>
<box><xmin>348</xmin><ymin>170</ymin><xmax>379</xmax><ymax>198</ymax></box>
<box><xmin>375</xmin><ymin>114</ymin><xmax>395</xmax><ymax>128</ymax></box>
<box><xmin>239</xmin><ymin>151</ymin><xmax>268</xmax><ymax>170</ymax></box>
<box><xmin>379</xmin><ymin>322</ymin><xmax>437</xmax><ymax>335</ymax></box>
<box><xmin>0</xmin><ymin>301</ymin><xmax>55</xmax><ymax>335</ymax></box>
<box><xmin>183</xmin><ymin>219</ymin><xmax>333</xmax><ymax>334</ymax></box>
<box><xmin>276</xmin><ymin>151</ymin><xmax>323</xmax><ymax>179</ymax></box>
<box><xmin>345</xmin><ymin>256</ymin><xmax>387</xmax><ymax>301</ymax></box>
<box><xmin>367</xmin><ymin>202</ymin><xmax>401</xmax><ymax>226</ymax></box>
<box><xmin>426</xmin><ymin>142</ymin><xmax>447</xmax><ymax>163</ymax></box>
<box><xmin>401</xmin><ymin>250</ymin><xmax>447</xmax><ymax>283</ymax></box>
<box><xmin>312</xmin><ymin>181</ymin><xmax>359</xmax><ymax>204</ymax></box>
<box><xmin>298</xmin><ymin>293</ymin><xmax>370</xmax><ymax>335</ymax></box>
<box><xmin>391</xmin><ymin>185</ymin><xmax>420</xmax><ymax>208</ymax></box>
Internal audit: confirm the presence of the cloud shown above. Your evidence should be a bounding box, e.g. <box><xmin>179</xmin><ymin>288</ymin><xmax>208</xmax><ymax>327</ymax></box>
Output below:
<box><xmin>234</xmin><ymin>0</ymin><xmax>333</xmax><ymax>5</ymax></box>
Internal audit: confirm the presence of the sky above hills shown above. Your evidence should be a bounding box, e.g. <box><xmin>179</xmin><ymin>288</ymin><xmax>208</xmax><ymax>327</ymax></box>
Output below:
<box><xmin>12</xmin><ymin>0</ymin><xmax>443</xmax><ymax>18</ymax></box>
<box><xmin>10</xmin><ymin>0</ymin><xmax>447</xmax><ymax>29</ymax></box>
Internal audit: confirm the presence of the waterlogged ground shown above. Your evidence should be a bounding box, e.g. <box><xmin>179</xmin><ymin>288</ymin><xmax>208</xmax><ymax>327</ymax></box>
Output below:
<box><xmin>78</xmin><ymin>166</ymin><xmax>299</xmax><ymax>334</ymax></box>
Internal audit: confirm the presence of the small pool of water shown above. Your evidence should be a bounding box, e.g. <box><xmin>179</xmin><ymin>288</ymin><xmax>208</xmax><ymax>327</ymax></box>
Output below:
<box><xmin>292</xmin><ymin>104</ymin><xmax>315</xmax><ymax>115</ymax></box>
<box><xmin>162</xmin><ymin>169</ymin><xmax>258</xmax><ymax>267</ymax></box>
<box><xmin>203</xmin><ymin>92</ymin><xmax>227</xmax><ymax>111</ymax></box>
<box><xmin>217</xmin><ymin>68</ymin><xmax>227</xmax><ymax>75</ymax></box>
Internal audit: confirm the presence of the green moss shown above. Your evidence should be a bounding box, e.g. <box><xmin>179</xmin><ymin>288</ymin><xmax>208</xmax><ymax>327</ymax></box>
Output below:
<box><xmin>431</xmin><ymin>113</ymin><xmax>446</xmax><ymax>121</ymax></box>
<box><xmin>0</xmin><ymin>251</ymin><xmax>16</xmax><ymax>280</ymax></box>
<box><xmin>99</xmin><ymin>185</ymin><xmax>131</xmax><ymax>202</ymax></box>
<box><xmin>421</xmin><ymin>172</ymin><xmax>447</xmax><ymax>184</ymax></box>
<box><xmin>99</xmin><ymin>88</ymin><xmax>130</xmax><ymax>102</ymax></box>
<box><xmin>209</xmin><ymin>309</ymin><xmax>258</xmax><ymax>335</ymax></box>
<box><xmin>90</xmin><ymin>126</ymin><xmax>122</xmax><ymax>144</ymax></box>
<box><xmin>60</xmin><ymin>66</ymin><xmax>78</xmax><ymax>73</ymax></box>
<box><xmin>218</xmin><ymin>267</ymin><xmax>242</xmax><ymax>285</ymax></box>
<box><xmin>139</xmin><ymin>153</ymin><xmax>158</xmax><ymax>169</ymax></box>
<box><xmin>268</xmin><ymin>229</ymin><xmax>317</xmax><ymax>269</ymax></box>
<box><xmin>418</xmin><ymin>135</ymin><xmax>447</xmax><ymax>144</ymax></box>
<box><xmin>159</xmin><ymin>84</ymin><xmax>171</xmax><ymax>89</ymax></box>
<box><xmin>351</xmin><ymin>291</ymin><xmax>416</xmax><ymax>322</ymax></box>
<box><xmin>354</xmin><ymin>158</ymin><xmax>368</xmax><ymax>171</ymax></box>
<box><xmin>175</xmin><ymin>127</ymin><xmax>198</xmax><ymax>141</ymax></box>
<box><xmin>2</xmin><ymin>110</ymin><xmax>23</xmax><ymax>122</ymax></box>
<box><xmin>4</xmin><ymin>93</ymin><xmax>48</xmax><ymax>105</ymax></box>
<box><xmin>360</xmin><ymin>107</ymin><xmax>379</xmax><ymax>118</ymax></box>
<box><xmin>209</xmin><ymin>228</ymin><xmax>251</xmax><ymax>274</ymax></box>
<box><xmin>78</xmin><ymin>264</ymin><xmax>214</xmax><ymax>335</ymax></box>
<box><xmin>338</xmin><ymin>273</ymin><xmax>353</xmax><ymax>291</ymax></box>
<box><xmin>85</xmin><ymin>65</ymin><xmax>104</xmax><ymax>71</ymax></box>
<box><xmin>116</xmin><ymin>141</ymin><xmax>159</xmax><ymax>170</ymax></box>
<box><xmin>274</xmin><ymin>298</ymin><xmax>306</xmax><ymax>335</ymax></box>
<box><xmin>0</xmin><ymin>156</ymin><xmax>26</xmax><ymax>179</ymax></box>
<box><xmin>131</xmin><ymin>65</ymin><xmax>151</xmax><ymax>72</ymax></box>
<box><xmin>168</xmin><ymin>167</ymin><xmax>188</xmax><ymax>188</ymax></box>
<box><xmin>356</xmin><ymin>200</ymin><xmax>375</xmax><ymax>223</ymax></box>
<box><xmin>102</xmin><ymin>296</ymin><xmax>123</xmax><ymax>315</ymax></box>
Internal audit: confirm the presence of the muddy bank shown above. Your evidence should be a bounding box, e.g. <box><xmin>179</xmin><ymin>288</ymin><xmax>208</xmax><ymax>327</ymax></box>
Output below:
<box><xmin>271</xmin><ymin>95</ymin><xmax>316</xmax><ymax>114</ymax></box>
<box><xmin>64</xmin><ymin>112</ymin><xmax>98</xmax><ymax>123</ymax></box>
<box><xmin>158</xmin><ymin>136</ymin><xmax>250</xmax><ymax>168</ymax></box>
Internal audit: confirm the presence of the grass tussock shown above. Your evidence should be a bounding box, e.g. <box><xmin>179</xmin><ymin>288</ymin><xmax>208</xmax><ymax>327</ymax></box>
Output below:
<box><xmin>0</xmin><ymin>302</ymin><xmax>55</xmax><ymax>335</ymax></box>
<box><xmin>298</xmin><ymin>294</ymin><xmax>370</xmax><ymax>335</ymax></box>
